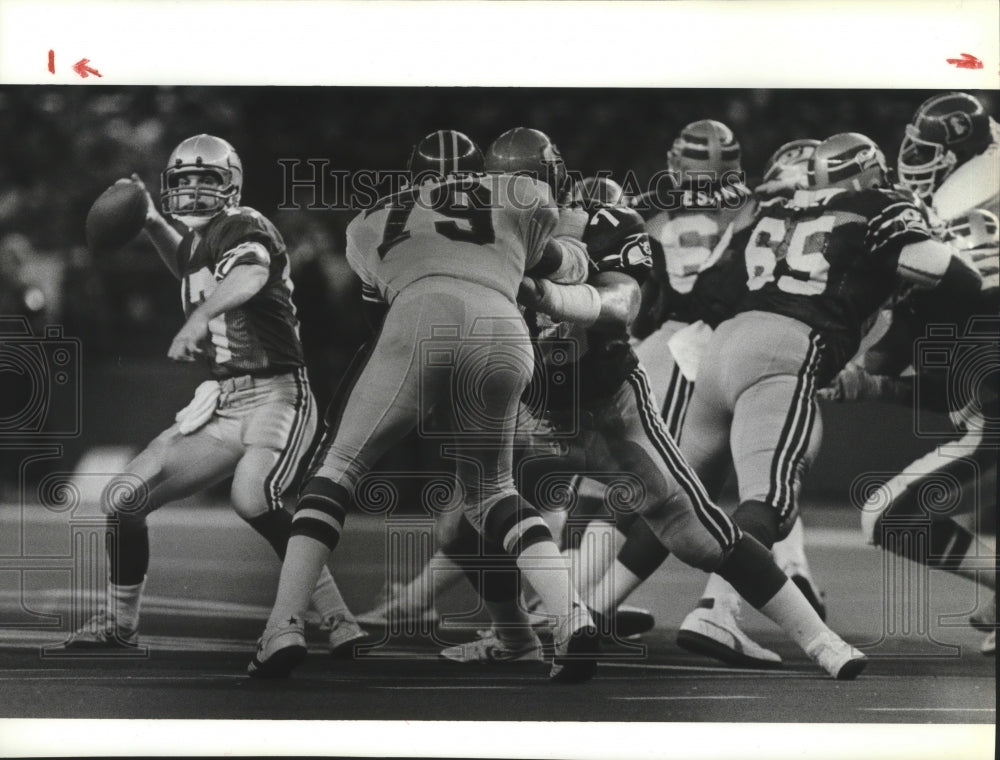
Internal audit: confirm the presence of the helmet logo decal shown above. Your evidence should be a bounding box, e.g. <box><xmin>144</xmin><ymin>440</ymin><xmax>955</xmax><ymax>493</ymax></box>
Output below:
<box><xmin>944</xmin><ymin>112</ymin><xmax>974</xmax><ymax>142</ymax></box>
<box><xmin>620</xmin><ymin>234</ymin><xmax>653</xmax><ymax>269</ymax></box>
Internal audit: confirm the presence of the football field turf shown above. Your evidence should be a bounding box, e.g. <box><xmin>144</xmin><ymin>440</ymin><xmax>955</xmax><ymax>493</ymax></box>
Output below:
<box><xmin>0</xmin><ymin>499</ymin><xmax>994</xmax><ymax>756</ymax></box>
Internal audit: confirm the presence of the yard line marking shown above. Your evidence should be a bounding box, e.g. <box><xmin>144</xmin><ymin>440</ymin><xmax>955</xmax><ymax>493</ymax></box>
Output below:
<box><xmin>600</xmin><ymin>661</ymin><xmax>816</xmax><ymax>676</ymax></box>
<box><xmin>0</xmin><ymin>505</ymin><xmax>874</xmax><ymax>548</ymax></box>
<box><xmin>375</xmin><ymin>685</ymin><xmax>526</xmax><ymax>690</ymax></box>
<box><xmin>0</xmin><ymin>674</ymin><xmax>247</xmax><ymax>682</ymax></box>
<box><xmin>0</xmin><ymin>629</ymin><xmax>258</xmax><ymax>653</ymax></box>
<box><xmin>0</xmin><ymin>589</ymin><xmax>273</xmax><ymax>620</ymax></box>
<box><xmin>612</xmin><ymin>695</ymin><xmax>763</xmax><ymax>701</ymax></box>
<box><xmin>861</xmin><ymin>707</ymin><xmax>995</xmax><ymax>713</ymax></box>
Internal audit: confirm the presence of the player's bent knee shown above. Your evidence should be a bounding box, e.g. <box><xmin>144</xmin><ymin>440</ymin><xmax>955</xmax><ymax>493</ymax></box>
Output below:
<box><xmin>440</xmin><ymin>513</ymin><xmax>481</xmax><ymax>558</ymax></box>
<box><xmin>101</xmin><ymin>473</ymin><xmax>154</xmax><ymax>518</ymax></box>
<box><xmin>732</xmin><ymin>499</ymin><xmax>782</xmax><ymax>548</ymax></box>
<box><xmin>668</xmin><ymin>530</ymin><xmax>724</xmax><ymax>573</ymax></box>
<box><xmin>618</xmin><ymin>517</ymin><xmax>670</xmax><ymax>580</ymax></box>
<box><xmin>230</xmin><ymin>476</ymin><xmax>269</xmax><ymax>521</ymax></box>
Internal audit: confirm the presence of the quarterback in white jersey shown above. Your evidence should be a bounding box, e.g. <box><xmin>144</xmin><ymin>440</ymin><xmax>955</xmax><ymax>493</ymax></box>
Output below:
<box><xmin>249</xmin><ymin>129</ymin><xmax>601</xmax><ymax>682</ymax></box>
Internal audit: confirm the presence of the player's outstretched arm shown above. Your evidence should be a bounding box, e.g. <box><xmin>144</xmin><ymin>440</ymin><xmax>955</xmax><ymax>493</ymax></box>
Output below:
<box><xmin>167</xmin><ymin>262</ymin><xmax>268</xmax><ymax>362</ymax></box>
<box><xmin>530</xmin><ymin>235</ymin><xmax>590</xmax><ymax>285</ymax></box>
<box><xmin>896</xmin><ymin>239</ymin><xmax>982</xmax><ymax>296</ymax></box>
<box><xmin>521</xmin><ymin>188</ymin><xmax>591</xmax><ymax>286</ymax></box>
<box><xmin>519</xmin><ymin>270</ymin><xmax>640</xmax><ymax>332</ymax></box>
<box><xmin>124</xmin><ymin>174</ymin><xmax>184</xmax><ymax>279</ymax></box>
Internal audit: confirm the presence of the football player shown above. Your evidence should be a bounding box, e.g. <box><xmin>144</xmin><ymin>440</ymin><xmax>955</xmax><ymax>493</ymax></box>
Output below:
<box><xmin>897</xmin><ymin>91</ymin><xmax>999</xmax><ymax>220</ymax></box>
<box><xmin>741</xmin><ymin>139</ymin><xmax>830</xmax><ymax>620</ymax></box>
<box><xmin>632</xmin><ymin>119</ymin><xmax>751</xmax><ymax>439</ymax></box>
<box><xmin>637</xmin><ymin>138</ymin><xmax>832</xmax><ymax>625</ymax></box>
<box><xmin>248</xmin><ymin>129</ymin><xmax>603</xmax><ymax>683</ymax></box>
<box><xmin>822</xmin><ymin>94</ymin><xmax>999</xmax><ymax>656</ymax></box>
<box><xmin>445</xmin><ymin>159</ymin><xmax>868</xmax><ymax>679</ymax></box>
<box><xmin>64</xmin><ymin>135</ymin><xmax>365</xmax><ymax>654</ymax></box>
<box><xmin>826</xmin><ymin>209</ymin><xmax>998</xmax><ymax>657</ymax></box>
<box><xmin>665</xmin><ymin>132</ymin><xmax>983</xmax><ymax>667</ymax></box>
<box><xmin>357</xmin><ymin>176</ymin><xmax>655</xmax><ymax>645</ymax></box>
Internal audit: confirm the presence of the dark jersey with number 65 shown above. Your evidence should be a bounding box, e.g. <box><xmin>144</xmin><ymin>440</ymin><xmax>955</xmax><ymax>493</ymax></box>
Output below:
<box><xmin>346</xmin><ymin>173</ymin><xmax>561</xmax><ymax>306</ymax></box>
<box><xmin>729</xmin><ymin>186</ymin><xmax>934</xmax><ymax>374</ymax></box>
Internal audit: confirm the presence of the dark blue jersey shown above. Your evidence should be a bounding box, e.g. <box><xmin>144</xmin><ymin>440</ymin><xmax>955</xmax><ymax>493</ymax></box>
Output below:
<box><xmin>178</xmin><ymin>207</ymin><xmax>304</xmax><ymax>378</ymax></box>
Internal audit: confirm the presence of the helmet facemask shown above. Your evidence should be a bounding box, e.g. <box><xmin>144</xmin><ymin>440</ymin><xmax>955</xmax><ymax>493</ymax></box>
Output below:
<box><xmin>944</xmin><ymin>209</ymin><xmax>1000</xmax><ymax>251</ymax></box>
<box><xmin>162</xmin><ymin>167</ymin><xmax>239</xmax><ymax>229</ymax></box>
<box><xmin>161</xmin><ymin>135</ymin><xmax>243</xmax><ymax>230</ymax></box>
<box><xmin>897</xmin><ymin>124</ymin><xmax>957</xmax><ymax>203</ymax></box>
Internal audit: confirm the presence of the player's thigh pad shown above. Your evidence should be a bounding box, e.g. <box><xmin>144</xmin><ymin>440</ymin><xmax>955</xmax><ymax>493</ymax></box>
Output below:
<box><xmin>225</xmin><ymin>370</ymin><xmax>318</xmax><ymax>515</ymax></box>
<box><xmin>633</xmin><ymin>320</ymin><xmax>684</xmax><ymax>407</ymax></box>
<box><xmin>599</xmin><ymin>370</ymin><xmax>739</xmax><ymax>565</ymax></box>
<box><xmin>309</xmin><ymin>297</ymin><xmax>429</xmax><ymax>489</ymax></box>
<box><xmin>675</xmin><ymin>325</ymin><xmax>742</xmax><ymax>499</ymax></box>
<box><xmin>725</xmin><ymin>313</ymin><xmax>824</xmax><ymax>529</ymax></box>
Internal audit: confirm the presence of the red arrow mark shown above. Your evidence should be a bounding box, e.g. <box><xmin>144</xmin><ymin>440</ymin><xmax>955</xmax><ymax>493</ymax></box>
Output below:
<box><xmin>72</xmin><ymin>58</ymin><xmax>102</xmax><ymax>78</ymax></box>
<box><xmin>946</xmin><ymin>53</ymin><xmax>983</xmax><ymax>70</ymax></box>
<box><xmin>48</xmin><ymin>49</ymin><xmax>55</xmax><ymax>74</ymax></box>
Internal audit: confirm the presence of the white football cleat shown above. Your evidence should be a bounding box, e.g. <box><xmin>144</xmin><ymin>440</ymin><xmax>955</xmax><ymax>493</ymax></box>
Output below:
<box><xmin>677</xmin><ymin>598</ymin><xmax>782</xmax><ymax>668</ymax></box>
<box><xmin>440</xmin><ymin>629</ymin><xmax>544</xmax><ymax>664</ymax></box>
<box><xmin>325</xmin><ymin>615</ymin><xmax>368</xmax><ymax>659</ymax></box>
<box><xmin>550</xmin><ymin>605</ymin><xmax>600</xmax><ymax>683</ymax></box>
<box><xmin>248</xmin><ymin>616</ymin><xmax>307</xmax><ymax>678</ymax></box>
<box><xmin>804</xmin><ymin>631</ymin><xmax>868</xmax><ymax>680</ymax></box>
<box><xmin>61</xmin><ymin>610</ymin><xmax>138</xmax><ymax>649</ymax></box>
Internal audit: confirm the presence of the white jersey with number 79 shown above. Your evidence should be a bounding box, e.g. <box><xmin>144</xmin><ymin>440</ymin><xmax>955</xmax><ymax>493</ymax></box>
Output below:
<box><xmin>346</xmin><ymin>173</ymin><xmax>581</xmax><ymax>306</ymax></box>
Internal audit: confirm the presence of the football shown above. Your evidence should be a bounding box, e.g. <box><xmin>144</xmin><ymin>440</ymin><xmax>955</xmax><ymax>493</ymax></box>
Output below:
<box><xmin>86</xmin><ymin>181</ymin><xmax>149</xmax><ymax>253</ymax></box>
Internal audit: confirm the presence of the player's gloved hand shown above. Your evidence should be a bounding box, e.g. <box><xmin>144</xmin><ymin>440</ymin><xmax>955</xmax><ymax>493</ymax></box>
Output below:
<box><xmin>817</xmin><ymin>362</ymin><xmax>913</xmax><ymax>404</ymax></box>
<box><xmin>517</xmin><ymin>277</ymin><xmax>545</xmax><ymax>310</ymax></box>
<box><xmin>115</xmin><ymin>173</ymin><xmax>159</xmax><ymax>225</ymax></box>
<box><xmin>168</xmin><ymin>312</ymin><xmax>209</xmax><ymax>362</ymax></box>
<box><xmin>174</xmin><ymin>380</ymin><xmax>221</xmax><ymax>435</ymax></box>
